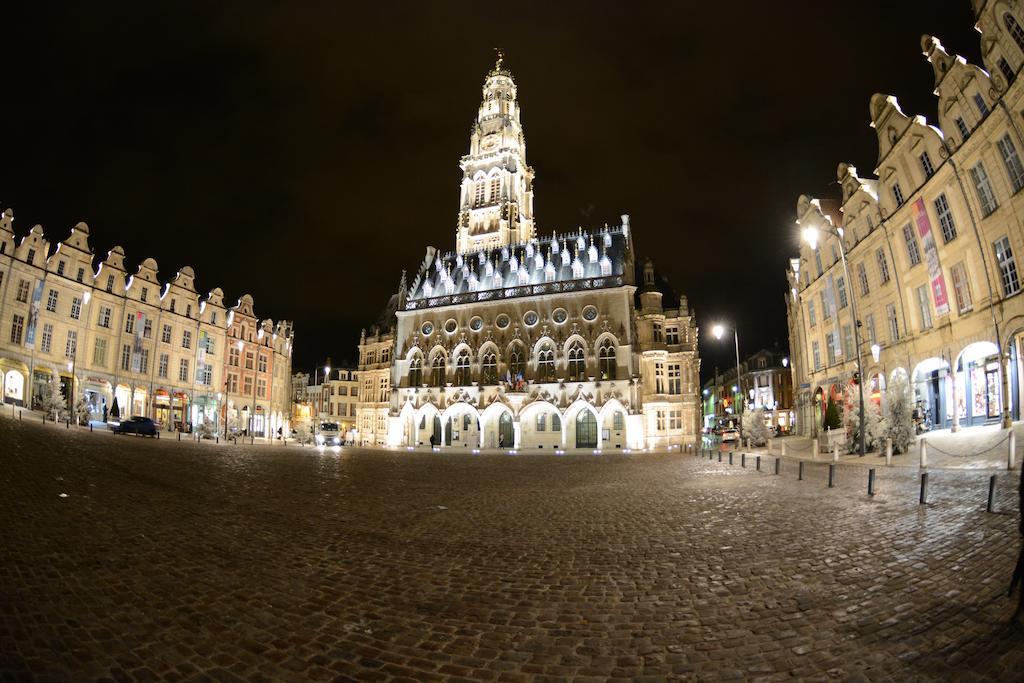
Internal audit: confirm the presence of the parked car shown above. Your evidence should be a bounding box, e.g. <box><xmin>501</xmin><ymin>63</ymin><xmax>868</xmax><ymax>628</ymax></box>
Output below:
<box><xmin>720</xmin><ymin>428</ymin><xmax>739</xmax><ymax>443</ymax></box>
<box><xmin>111</xmin><ymin>416</ymin><xmax>159</xmax><ymax>437</ymax></box>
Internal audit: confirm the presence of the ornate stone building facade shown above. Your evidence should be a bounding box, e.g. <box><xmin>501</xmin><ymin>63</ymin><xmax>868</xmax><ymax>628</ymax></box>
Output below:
<box><xmin>0</xmin><ymin>210</ymin><xmax>294</xmax><ymax>435</ymax></box>
<box><xmin>358</xmin><ymin>58</ymin><xmax>701</xmax><ymax>450</ymax></box>
<box><xmin>787</xmin><ymin>1</ymin><xmax>1024</xmax><ymax>436</ymax></box>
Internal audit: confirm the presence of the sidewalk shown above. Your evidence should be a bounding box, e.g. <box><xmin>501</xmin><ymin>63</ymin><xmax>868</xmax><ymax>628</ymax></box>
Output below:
<box><xmin>726</xmin><ymin>422</ymin><xmax>1023</xmax><ymax>471</ymax></box>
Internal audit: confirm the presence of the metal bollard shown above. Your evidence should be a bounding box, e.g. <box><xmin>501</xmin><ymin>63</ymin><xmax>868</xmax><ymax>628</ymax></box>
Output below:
<box><xmin>177</xmin><ymin>432</ymin><xmax>181</xmax><ymax>441</ymax></box>
<box><xmin>717</xmin><ymin>452</ymin><xmax>722</xmax><ymax>463</ymax></box>
<box><xmin>828</xmin><ymin>463</ymin><xmax>835</xmax><ymax>488</ymax></box>
<box><xmin>812</xmin><ymin>438</ymin><xmax>819</xmax><ymax>460</ymax></box>
<box><xmin>987</xmin><ymin>475</ymin><xmax>996</xmax><ymax>513</ymax></box>
<box><xmin>919</xmin><ymin>472</ymin><xmax>929</xmax><ymax>504</ymax></box>
<box><xmin>868</xmin><ymin>468</ymin><xmax>875</xmax><ymax>496</ymax></box>
<box><xmin>885</xmin><ymin>438</ymin><xmax>892</xmax><ymax>466</ymax></box>
<box><xmin>798</xmin><ymin>461</ymin><xmax>804</xmax><ymax>481</ymax></box>
<box><xmin>741</xmin><ymin>453</ymin><xmax>746</xmax><ymax>468</ymax></box>
<box><xmin>1008</xmin><ymin>430</ymin><xmax>1016</xmax><ymax>470</ymax></box>
<box><xmin>919</xmin><ymin>438</ymin><xmax>928</xmax><ymax>469</ymax></box>
<box><xmin>19</xmin><ymin>409</ymin><xmax>22</xmax><ymax>421</ymax></box>
<box><xmin>156</xmin><ymin>431</ymin><xmax>160</xmax><ymax>439</ymax></box>
<box><xmin>774</xmin><ymin>457</ymin><xmax>780</xmax><ymax>475</ymax></box>
<box><xmin>729</xmin><ymin>452</ymin><xmax>733</xmax><ymax>465</ymax></box>
<box><xmin>66</xmin><ymin>419</ymin><xmax>69</xmax><ymax>429</ymax></box>
<box><xmin>756</xmin><ymin>455</ymin><xmax>761</xmax><ymax>471</ymax></box>
<box><xmin>89</xmin><ymin>423</ymin><xmax>93</xmax><ymax>432</ymax></box>
<box><xmin>215</xmin><ymin>436</ymin><xmax>219</xmax><ymax>444</ymax></box>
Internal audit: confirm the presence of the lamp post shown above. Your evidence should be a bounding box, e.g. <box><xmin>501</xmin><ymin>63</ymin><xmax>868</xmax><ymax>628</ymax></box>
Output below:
<box><xmin>712</xmin><ymin>323</ymin><xmax>743</xmax><ymax>445</ymax></box>
<box><xmin>802</xmin><ymin>223</ymin><xmax>866</xmax><ymax>456</ymax></box>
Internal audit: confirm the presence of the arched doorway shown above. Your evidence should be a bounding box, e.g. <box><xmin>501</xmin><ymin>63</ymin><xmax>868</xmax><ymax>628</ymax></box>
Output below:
<box><xmin>432</xmin><ymin>415</ymin><xmax>442</xmax><ymax>446</ymax></box>
<box><xmin>912</xmin><ymin>357</ymin><xmax>951</xmax><ymax>429</ymax></box>
<box><xmin>576</xmin><ymin>410</ymin><xmax>597</xmax><ymax>448</ymax></box>
<box><xmin>498</xmin><ymin>412</ymin><xmax>514</xmax><ymax>448</ymax></box>
<box><xmin>3</xmin><ymin>369</ymin><xmax>25</xmax><ymax>405</ymax></box>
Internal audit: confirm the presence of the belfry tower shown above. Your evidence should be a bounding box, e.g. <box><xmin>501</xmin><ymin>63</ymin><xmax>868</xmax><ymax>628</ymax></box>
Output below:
<box><xmin>455</xmin><ymin>51</ymin><xmax>536</xmax><ymax>254</ymax></box>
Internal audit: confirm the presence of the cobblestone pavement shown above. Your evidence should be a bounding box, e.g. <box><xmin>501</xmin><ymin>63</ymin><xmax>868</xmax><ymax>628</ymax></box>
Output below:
<box><xmin>1</xmin><ymin>416</ymin><xmax>1023</xmax><ymax>682</ymax></box>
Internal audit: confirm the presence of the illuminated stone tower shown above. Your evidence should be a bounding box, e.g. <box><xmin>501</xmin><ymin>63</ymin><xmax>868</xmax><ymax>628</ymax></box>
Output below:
<box><xmin>455</xmin><ymin>51</ymin><xmax>536</xmax><ymax>254</ymax></box>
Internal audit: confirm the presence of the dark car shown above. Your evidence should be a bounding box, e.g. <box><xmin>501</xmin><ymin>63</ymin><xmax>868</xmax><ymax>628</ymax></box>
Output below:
<box><xmin>112</xmin><ymin>416</ymin><xmax>159</xmax><ymax>437</ymax></box>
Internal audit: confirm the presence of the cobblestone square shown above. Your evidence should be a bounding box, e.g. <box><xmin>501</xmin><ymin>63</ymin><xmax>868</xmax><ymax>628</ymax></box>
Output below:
<box><xmin>1</xmin><ymin>416</ymin><xmax>1022</xmax><ymax>681</ymax></box>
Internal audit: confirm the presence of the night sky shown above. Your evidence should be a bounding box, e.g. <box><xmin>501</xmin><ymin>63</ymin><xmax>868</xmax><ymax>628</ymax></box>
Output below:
<box><xmin>1</xmin><ymin>1</ymin><xmax>980</xmax><ymax>381</ymax></box>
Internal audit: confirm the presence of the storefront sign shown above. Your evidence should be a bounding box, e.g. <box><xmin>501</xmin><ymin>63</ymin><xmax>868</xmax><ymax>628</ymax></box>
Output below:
<box><xmin>24</xmin><ymin>279</ymin><xmax>44</xmax><ymax>349</ymax></box>
<box><xmin>913</xmin><ymin>198</ymin><xmax>950</xmax><ymax>316</ymax></box>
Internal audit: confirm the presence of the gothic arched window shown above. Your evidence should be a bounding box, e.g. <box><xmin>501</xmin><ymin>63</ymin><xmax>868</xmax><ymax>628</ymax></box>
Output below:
<box><xmin>538</xmin><ymin>343</ymin><xmax>555</xmax><ymax>382</ymax></box>
<box><xmin>409</xmin><ymin>356</ymin><xmax>423</xmax><ymax>386</ymax></box>
<box><xmin>489</xmin><ymin>177</ymin><xmax>500</xmax><ymax>202</ymax></box>
<box><xmin>599</xmin><ymin>339</ymin><xmax>617</xmax><ymax>380</ymax></box>
<box><xmin>431</xmin><ymin>354</ymin><xmax>446</xmax><ymax>387</ymax></box>
<box><xmin>567</xmin><ymin>340</ymin><xmax>586</xmax><ymax>380</ymax></box>
<box><xmin>481</xmin><ymin>351</ymin><xmax>498</xmax><ymax>385</ymax></box>
<box><xmin>455</xmin><ymin>349</ymin><xmax>471</xmax><ymax>386</ymax></box>
<box><xmin>509</xmin><ymin>344</ymin><xmax>526</xmax><ymax>379</ymax></box>
<box><xmin>1006</xmin><ymin>13</ymin><xmax>1024</xmax><ymax>54</ymax></box>
<box><xmin>473</xmin><ymin>181</ymin><xmax>486</xmax><ymax>206</ymax></box>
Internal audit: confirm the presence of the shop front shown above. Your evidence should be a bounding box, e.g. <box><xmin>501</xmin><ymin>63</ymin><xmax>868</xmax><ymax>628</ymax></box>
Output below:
<box><xmin>2</xmin><ymin>365</ymin><xmax>27</xmax><ymax>406</ymax></box>
<box><xmin>956</xmin><ymin>342</ymin><xmax>1002</xmax><ymax>428</ymax></box>
<box><xmin>912</xmin><ymin>358</ymin><xmax>951</xmax><ymax>430</ymax></box>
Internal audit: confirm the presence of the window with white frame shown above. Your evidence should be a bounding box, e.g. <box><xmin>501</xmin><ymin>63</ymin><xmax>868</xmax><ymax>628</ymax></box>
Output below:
<box><xmin>973</xmin><ymin>93</ymin><xmax>990</xmax><ymax>117</ymax></box>
<box><xmin>902</xmin><ymin>224</ymin><xmax>921</xmax><ymax>266</ymax></box>
<box><xmin>655</xmin><ymin>362</ymin><xmax>665</xmax><ymax>393</ymax></box>
<box><xmin>825</xmin><ymin>332</ymin><xmax>837</xmax><ymax>365</ymax></box>
<box><xmin>811</xmin><ymin>341</ymin><xmax>821</xmax><ymax>370</ymax></box>
<box><xmin>105</xmin><ymin>274</ymin><xmax>114</xmax><ymax>292</ymax></box>
<box><xmin>876</xmin><ymin>248</ymin><xmax>890</xmax><ymax>284</ymax></box>
<box><xmin>857</xmin><ymin>262</ymin><xmax>870</xmax><ymax>296</ymax></box>
<box><xmin>994</xmin><ymin>235</ymin><xmax>1021</xmax><ymax>296</ymax></box>
<box><xmin>40</xmin><ymin>323</ymin><xmax>52</xmax><ymax>354</ymax></box>
<box><xmin>891</xmin><ymin>182</ymin><xmax>905</xmax><ymax>207</ymax></box>
<box><xmin>15</xmin><ymin>279</ymin><xmax>29</xmax><ymax>303</ymax></box>
<box><xmin>161</xmin><ymin>324</ymin><xmax>172</xmax><ymax>343</ymax></box>
<box><xmin>97</xmin><ymin>306</ymin><xmax>111</xmax><ymax>328</ymax></box>
<box><xmin>46</xmin><ymin>289</ymin><xmax>58</xmax><ymax>312</ymax></box>
<box><xmin>997</xmin><ymin>134</ymin><xmax>1024</xmax><ymax>193</ymax></box>
<box><xmin>808</xmin><ymin>300</ymin><xmax>816</xmax><ymax>327</ymax></box>
<box><xmin>837</xmin><ymin>276</ymin><xmax>848</xmax><ymax>308</ymax></box>
<box><xmin>842</xmin><ymin>324</ymin><xmax>854</xmax><ymax>360</ymax></box>
<box><xmin>179</xmin><ymin>358</ymin><xmax>190</xmax><ymax>383</ymax></box>
<box><xmin>887</xmin><ymin>303</ymin><xmax>900</xmax><ymax>342</ymax></box>
<box><xmin>920</xmin><ymin>151</ymin><xmax>935</xmax><ymax>177</ymax></box>
<box><xmin>915</xmin><ymin>285</ymin><xmax>933</xmax><ymax>330</ymax></box>
<box><xmin>182</xmin><ymin>330</ymin><xmax>192</xmax><ymax>349</ymax></box>
<box><xmin>158</xmin><ymin>353</ymin><xmax>169</xmax><ymax>378</ymax></box>
<box><xmin>934</xmin><ymin>193</ymin><xmax>957</xmax><ymax>242</ymax></box>
<box><xmin>65</xmin><ymin>330</ymin><xmax>77</xmax><ymax>359</ymax></box>
<box><xmin>10</xmin><ymin>314</ymin><xmax>24</xmax><ymax>345</ymax></box>
<box><xmin>956</xmin><ymin>117</ymin><xmax>970</xmax><ymax>140</ymax></box>
<box><xmin>668</xmin><ymin>363</ymin><xmax>681</xmax><ymax>394</ymax></box>
<box><xmin>821</xmin><ymin>292</ymin><xmax>831</xmax><ymax>321</ymax></box>
<box><xmin>950</xmin><ymin>262</ymin><xmax>973</xmax><ymax>313</ymax></box>
<box><xmin>93</xmin><ymin>338</ymin><xmax>106</xmax><ymax>366</ymax></box>
<box><xmin>121</xmin><ymin>344</ymin><xmax>131</xmax><ymax>371</ymax></box>
<box><xmin>865</xmin><ymin>313</ymin><xmax>876</xmax><ymax>346</ymax></box>
<box><xmin>473</xmin><ymin>181</ymin><xmax>485</xmax><ymax>206</ymax></box>
<box><xmin>970</xmin><ymin>161</ymin><xmax>999</xmax><ymax>216</ymax></box>
<box><xmin>138</xmin><ymin>349</ymin><xmax>149</xmax><ymax>374</ymax></box>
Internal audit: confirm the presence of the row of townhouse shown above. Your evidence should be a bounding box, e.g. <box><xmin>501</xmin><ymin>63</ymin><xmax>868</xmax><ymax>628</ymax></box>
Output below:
<box><xmin>786</xmin><ymin>1</ymin><xmax>1024</xmax><ymax>436</ymax></box>
<box><xmin>0</xmin><ymin>209</ymin><xmax>294</xmax><ymax>436</ymax></box>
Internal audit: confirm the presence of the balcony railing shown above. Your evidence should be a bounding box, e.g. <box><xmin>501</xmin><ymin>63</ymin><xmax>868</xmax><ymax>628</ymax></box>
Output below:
<box><xmin>405</xmin><ymin>275</ymin><xmax>624</xmax><ymax>310</ymax></box>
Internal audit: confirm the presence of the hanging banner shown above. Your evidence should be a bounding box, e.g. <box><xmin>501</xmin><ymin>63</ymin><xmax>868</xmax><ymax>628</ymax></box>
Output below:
<box><xmin>24</xmin><ymin>280</ymin><xmax>45</xmax><ymax>349</ymax></box>
<box><xmin>913</xmin><ymin>198</ymin><xmax>950</xmax><ymax>316</ymax></box>
<box><xmin>131</xmin><ymin>312</ymin><xmax>146</xmax><ymax>373</ymax></box>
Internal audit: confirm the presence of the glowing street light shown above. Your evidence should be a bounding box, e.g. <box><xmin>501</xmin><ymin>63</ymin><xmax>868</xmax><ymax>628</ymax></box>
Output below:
<box><xmin>710</xmin><ymin>322</ymin><xmax>744</xmax><ymax>445</ymax></box>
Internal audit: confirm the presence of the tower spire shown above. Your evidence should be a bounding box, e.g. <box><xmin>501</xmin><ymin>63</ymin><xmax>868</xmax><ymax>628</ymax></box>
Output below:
<box><xmin>454</xmin><ymin>52</ymin><xmax>536</xmax><ymax>255</ymax></box>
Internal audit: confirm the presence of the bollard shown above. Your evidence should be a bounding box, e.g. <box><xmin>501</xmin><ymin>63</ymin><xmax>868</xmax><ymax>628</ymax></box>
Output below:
<box><xmin>832</xmin><ymin>442</ymin><xmax>839</xmax><ymax>463</ymax></box>
<box><xmin>812</xmin><ymin>438</ymin><xmax>819</xmax><ymax>461</ymax></box>
<box><xmin>919</xmin><ymin>472</ymin><xmax>929</xmax><ymax>504</ymax></box>
<box><xmin>798</xmin><ymin>461</ymin><xmax>804</xmax><ymax>481</ymax></box>
<box><xmin>66</xmin><ymin>419</ymin><xmax>69</xmax><ymax>429</ymax></box>
<box><xmin>729</xmin><ymin>452</ymin><xmax>734</xmax><ymax>465</ymax></box>
<box><xmin>756</xmin><ymin>455</ymin><xmax>761</xmax><ymax>471</ymax></box>
<box><xmin>774</xmin><ymin>457</ymin><xmax>780</xmax><ymax>475</ymax></box>
<box><xmin>885</xmin><ymin>438</ymin><xmax>892</xmax><ymax>466</ymax></box>
<box><xmin>177</xmin><ymin>432</ymin><xmax>181</xmax><ymax>441</ymax></box>
<box><xmin>215</xmin><ymin>436</ymin><xmax>219</xmax><ymax>444</ymax></box>
<box><xmin>868</xmin><ymin>468</ymin><xmax>876</xmax><ymax>496</ymax></box>
<box><xmin>89</xmin><ymin>423</ymin><xmax>93</xmax><ymax>432</ymax></box>
<box><xmin>919</xmin><ymin>438</ymin><xmax>928</xmax><ymax>469</ymax></box>
<box><xmin>717</xmin><ymin>452</ymin><xmax>722</xmax><ymax>463</ymax></box>
<box><xmin>781</xmin><ymin>440</ymin><xmax>786</xmax><ymax>457</ymax></box>
<box><xmin>156</xmin><ymin>431</ymin><xmax>160</xmax><ymax>439</ymax></box>
<box><xmin>828</xmin><ymin>463</ymin><xmax>835</xmax><ymax>488</ymax></box>
<box><xmin>741</xmin><ymin>453</ymin><xmax>746</xmax><ymax>468</ymax></box>
<box><xmin>987</xmin><ymin>475</ymin><xmax>996</xmax><ymax>513</ymax></box>
<box><xmin>19</xmin><ymin>409</ymin><xmax>22</xmax><ymax>421</ymax></box>
<box><xmin>1008</xmin><ymin>430</ymin><xmax>1016</xmax><ymax>470</ymax></box>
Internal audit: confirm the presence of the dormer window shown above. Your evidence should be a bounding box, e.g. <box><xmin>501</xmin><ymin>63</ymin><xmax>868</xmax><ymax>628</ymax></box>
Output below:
<box><xmin>26</xmin><ymin>248</ymin><xmax>35</xmax><ymax>265</ymax></box>
<box><xmin>956</xmin><ymin>117</ymin><xmax>970</xmax><ymax>140</ymax></box>
<box><xmin>973</xmin><ymin>93</ymin><xmax>990</xmax><ymax>118</ymax></box>
<box><xmin>920</xmin><ymin>151</ymin><xmax>935</xmax><ymax>178</ymax></box>
<box><xmin>141</xmin><ymin>287</ymin><xmax>148</xmax><ymax>302</ymax></box>
<box><xmin>106</xmin><ymin>274</ymin><xmax>114</xmax><ymax>292</ymax></box>
<box><xmin>57</xmin><ymin>260</ymin><xmax>66</xmax><ymax>276</ymax></box>
<box><xmin>76</xmin><ymin>268</ymin><xmax>84</xmax><ymax>283</ymax></box>
<box><xmin>891</xmin><ymin>182</ymin><xmax>905</xmax><ymax>207</ymax></box>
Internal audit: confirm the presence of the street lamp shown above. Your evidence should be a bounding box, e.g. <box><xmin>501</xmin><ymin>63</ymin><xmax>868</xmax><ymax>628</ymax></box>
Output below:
<box><xmin>801</xmin><ymin>222</ymin><xmax>867</xmax><ymax>456</ymax></box>
<box><xmin>712</xmin><ymin>323</ymin><xmax>743</xmax><ymax>445</ymax></box>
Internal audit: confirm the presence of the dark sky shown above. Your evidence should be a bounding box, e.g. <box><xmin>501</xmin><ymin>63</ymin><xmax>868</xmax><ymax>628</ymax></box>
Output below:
<box><xmin>1</xmin><ymin>1</ymin><xmax>980</xmax><ymax>380</ymax></box>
